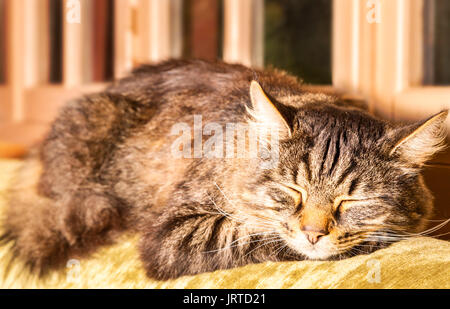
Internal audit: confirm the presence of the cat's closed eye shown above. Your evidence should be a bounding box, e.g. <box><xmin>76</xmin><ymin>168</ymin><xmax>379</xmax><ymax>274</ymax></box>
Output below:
<box><xmin>334</xmin><ymin>197</ymin><xmax>375</xmax><ymax>215</ymax></box>
<box><xmin>277</xmin><ymin>184</ymin><xmax>306</xmax><ymax>210</ymax></box>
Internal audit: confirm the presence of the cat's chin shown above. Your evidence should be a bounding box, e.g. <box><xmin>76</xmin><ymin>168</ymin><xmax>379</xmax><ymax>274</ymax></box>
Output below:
<box><xmin>300</xmin><ymin>250</ymin><xmax>337</xmax><ymax>260</ymax></box>
<box><xmin>293</xmin><ymin>247</ymin><xmax>336</xmax><ymax>260</ymax></box>
<box><xmin>285</xmin><ymin>235</ymin><xmax>340</xmax><ymax>261</ymax></box>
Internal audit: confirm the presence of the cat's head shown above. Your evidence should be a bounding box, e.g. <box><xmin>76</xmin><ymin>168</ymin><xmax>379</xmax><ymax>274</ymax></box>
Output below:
<box><xmin>244</xmin><ymin>81</ymin><xmax>448</xmax><ymax>260</ymax></box>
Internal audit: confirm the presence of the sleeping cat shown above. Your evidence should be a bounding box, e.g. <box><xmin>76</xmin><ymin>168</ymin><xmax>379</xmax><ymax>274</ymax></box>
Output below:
<box><xmin>1</xmin><ymin>60</ymin><xmax>448</xmax><ymax>280</ymax></box>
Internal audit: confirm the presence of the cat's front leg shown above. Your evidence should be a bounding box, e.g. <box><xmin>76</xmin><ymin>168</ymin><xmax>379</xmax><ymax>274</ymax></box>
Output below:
<box><xmin>138</xmin><ymin>204</ymin><xmax>278</xmax><ymax>280</ymax></box>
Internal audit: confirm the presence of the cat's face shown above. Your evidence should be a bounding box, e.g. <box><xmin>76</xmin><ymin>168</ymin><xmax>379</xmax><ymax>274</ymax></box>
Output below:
<box><xmin>244</xmin><ymin>81</ymin><xmax>448</xmax><ymax>259</ymax></box>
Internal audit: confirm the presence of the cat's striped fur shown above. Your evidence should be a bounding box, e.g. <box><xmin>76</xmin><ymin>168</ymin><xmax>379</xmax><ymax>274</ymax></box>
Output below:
<box><xmin>1</xmin><ymin>60</ymin><xmax>447</xmax><ymax>279</ymax></box>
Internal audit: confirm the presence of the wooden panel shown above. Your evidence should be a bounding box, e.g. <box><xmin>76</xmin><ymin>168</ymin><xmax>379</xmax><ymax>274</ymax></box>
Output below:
<box><xmin>24</xmin><ymin>0</ymin><xmax>50</xmax><ymax>87</ymax></box>
<box><xmin>138</xmin><ymin>0</ymin><xmax>171</xmax><ymax>63</ymax></box>
<box><xmin>63</xmin><ymin>0</ymin><xmax>85</xmax><ymax>86</ymax></box>
<box><xmin>189</xmin><ymin>0</ymin><xmax>219</xmax><ymax>60</ymax></box>
<box><xmin>0</xmin><ymin>122</ymin><xmax>49</xmax><ymax>149</ymax></box>
<box><xmin>49</xmin><ymin>0</ymin><xmax>63</xmax><ymax>83</ymax></box>
<box><xmin>373</xmin><ymin>0</ymin><xmax>424</xmax><ymax>119</ymax></box>
<box><xmin>223</xmin><ymin>0</ymin><xmax>263</xmax><ymax>67</ymax></box>
<box><xmin>0</xmin><ymin>141</ymin><xmax>27</xmax><ymax>158</ymax></box>
<box><xmin>93</xmin><ymin>0</ymin><xmax>114</xmax><ymax>81</ymax></box>
<box><xmin>93</xmin><ymin>0</ymin><xmax>107</xmax><ymax>81</ymax></box>
<box><xmin>0</xmin><ymin>86</ymin><xmax>10</xmax><ymax>121</ymax></box>
<box><xmin>24</xmin><ymin>84</ymin><xmax>106</xmax><ymax>123</ymax></box>
<box><xmin>82</xmin><ymin>0</ymin><xmax>94</xmax><ymax>83</ymax></box>
<box><xmin>332</xmin><ymin>0</ymin><xmax>377</xmax><ymax>111</ymax></box>
<box><xmin>114</xmin><ymin>0</ymin><xmax>134</xmax><ymax>79</ymax></box>
<box><xmin>332</xmin><ymin>0</ymin><xmax>360</xmax><ymax>94</ymax></box>
<box><xmin>333</xmin><ymin>0</ymin><xmax>425</xmax><ymax>119</ymax></box>
<box><xmin>0</xmin><ymin>0</ymin><xmax>6</xmax><ymax>84</ymax></box>
<box><xmin>170</xmin><ymin>0</ymin><xmax>183</xmax><ymax>58</ymax></box>
<box><xmin>7</xmin><ymin>0</ymin><xmax>25</xmax><ymax>122</ymax></box>
<box><xmin>394</xmin><ymin>87</ymin><xmax>450</xmax><ymax>128</ymax></box>
<box><xmin>373</xmin><ymin>0</ymin><xmax>406</xmax><ymax>119</ymax></box>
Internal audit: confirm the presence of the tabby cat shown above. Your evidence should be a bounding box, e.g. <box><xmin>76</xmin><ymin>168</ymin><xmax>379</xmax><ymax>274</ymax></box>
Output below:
<box><xmin>1</xmin><ymin>60</ymin><xmax>448</xmax><ymax>280</ymax></box>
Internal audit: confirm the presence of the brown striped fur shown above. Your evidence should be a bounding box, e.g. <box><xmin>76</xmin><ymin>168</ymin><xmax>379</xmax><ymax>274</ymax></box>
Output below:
<box><xmin>1</xmin><ymin>60</ymin><xmax>447</xmax><ymax>280</ymax></box>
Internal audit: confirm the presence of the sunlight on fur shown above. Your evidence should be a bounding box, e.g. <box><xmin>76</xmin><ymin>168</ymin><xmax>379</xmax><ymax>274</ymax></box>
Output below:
<box><xmin>1</xmin><ymin>160</ymin><xmax>449</xmax><ymax>288</ymax></box>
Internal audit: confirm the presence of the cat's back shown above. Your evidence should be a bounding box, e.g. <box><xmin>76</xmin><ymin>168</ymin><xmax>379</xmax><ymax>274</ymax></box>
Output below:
<box><xmin>108</xmin><ymin>59</ymin><xmax>256</xmax><ymax>97</ymax></box>
<box><xmin>107</xmin><ymin>59</ymin><xmax>304</xmax><ymax>113</ymax></box>
<box><xmin>36</xmin><ymin>60</ymin><xmax>319</xmax><ymax>203</ymax></box>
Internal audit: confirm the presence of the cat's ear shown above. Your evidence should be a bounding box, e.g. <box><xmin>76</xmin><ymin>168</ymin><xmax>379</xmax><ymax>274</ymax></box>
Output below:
<box><xmin>248</xmin><ymin>81</ymin><xmax>292</xmax><ymax>138</ymax></box>
<box><xmin>389</xmin><ymin>110</ymin><xmax>448</xmax><ymax>165</ymax></box>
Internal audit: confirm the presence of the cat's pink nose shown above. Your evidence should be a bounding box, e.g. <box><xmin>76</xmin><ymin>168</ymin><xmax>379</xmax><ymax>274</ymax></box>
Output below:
<box><xmin>301</xmin><ymin>227</ymin><xmax>327</xmax><ymax>245</ymax></box>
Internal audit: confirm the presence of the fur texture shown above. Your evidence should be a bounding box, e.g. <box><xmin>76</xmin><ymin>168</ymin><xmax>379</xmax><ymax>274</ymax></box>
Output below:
<box><xmin>1</xmin><ymin>60</ymin><xmax>448</xmax><ymax>280</ymax></box>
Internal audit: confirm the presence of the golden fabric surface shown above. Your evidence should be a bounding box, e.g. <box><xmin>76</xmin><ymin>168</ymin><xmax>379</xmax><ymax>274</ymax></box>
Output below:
<box><xmin>0</xmin><ymin>159</ymin><xmax>449</xmax><ymax>289</ymax></box>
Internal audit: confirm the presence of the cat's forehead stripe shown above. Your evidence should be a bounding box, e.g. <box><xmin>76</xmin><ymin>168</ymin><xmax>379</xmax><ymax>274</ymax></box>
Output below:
<box><xmin>293</xmin><ymin>124</ymin><xmax>362</xmax><ymax>192</ymax></box>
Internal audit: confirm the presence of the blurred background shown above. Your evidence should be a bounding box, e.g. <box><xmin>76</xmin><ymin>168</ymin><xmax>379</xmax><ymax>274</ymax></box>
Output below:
<box><xmin>0</xmin><ymin>0</ymin><xmax>449</xmax><ymax>238</ymax></box>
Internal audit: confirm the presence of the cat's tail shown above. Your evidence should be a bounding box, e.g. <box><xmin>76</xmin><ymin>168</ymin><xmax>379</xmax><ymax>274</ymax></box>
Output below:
<box><xmin>1</xmin><ymin>151</ymin><xmax>125</xmax><ymax>279</ymax></box>
<box><xmin>0</xmin><ymin>153</ymin><xmax>70</xmax><ymax>278</ymax></box>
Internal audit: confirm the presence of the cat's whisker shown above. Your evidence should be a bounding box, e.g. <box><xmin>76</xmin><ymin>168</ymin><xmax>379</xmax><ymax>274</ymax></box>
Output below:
<box><xmin>223</xmin><ymin>231</ymin><xmax>278</xmax><ymax>247</ymax></box>
<box><xmin>346</xmin><ymin>246</ymin><xmax>366</xmax><ymax>255</ymax></box>
<box><xmin>207</xmin><ymin>196</ymin><xmax>275</xmax><ymax>230</ymax></box>
<box><xmin>371</xmin><ymin>230</ymin><xmax>450</xmax><ymax>241</ymax></box>
<box><xmin>360</xmin><ymin>218</ymin><xmax>450</xmax><ymax>238</ymax></box>
<box><xmin>242</xmin><ymin>238</ymin><xmax>285</xmax><ymax>259</ymax></box>
<box><xmin>422</xmin><ymin>231</ymin><xmax>450</xmax><ymax>238</ymax></box>
<box><xmin>212</xmin><ymin>183</ymin><xmax>281</xmax><ymax>226</ymax></box>
<box><xmin>201</xmin><ymin>208</ymin><xmax>273</xmax><ymax>231</ymax></box>
<box><xmin>273</xmin><ymin>242</ymin><xmax>288</xmax><ymax>257</ymax></box>
<box><xmin>366</xmin><ymin>221</ymin><xmax>449</xmax><ymax>239</ymax></box>
<box><xmin>362</xmin><ymin>232</ymin><xmax>410</xmax><ymax>242</ymax></box>
<box><xmin>207</xmin><ymin>195</ymin><xmax>246</xmax><ymax>223</ymax></box>
<box><xmin>407</xmin><ymin>219</ymin><xmax>450</xmax><ymax>236</ymax></box>
<box><xmin>203</xmin><ymin>234</ymin><xmax>281</xmax><ymax>253</ymax></box>
<box><xmin>335</xmin><ymin>242</ymin><xmax>362</xmax><ymax>252</ymax></box>
<box><xmin>207</xmin><ymin>192</ymin><xmax>276</xmax><ymax>230</ymax></box>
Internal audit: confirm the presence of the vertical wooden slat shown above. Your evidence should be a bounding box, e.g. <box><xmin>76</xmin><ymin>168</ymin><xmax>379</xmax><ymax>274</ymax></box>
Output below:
<box><xmin>24</xmin><ymin>0</ymin><xmax>50</xmax><ymax>87</ymax></box>
<box><xmin>332</xmin><ymin>0</ymin><xmax>361</xmax><ymax>94</ymax></box>
<box><xmin>63</xmin><ymin>0</ymin><xmax>83</xmax><ymax>86</ymax></box>
<box><xmin>49</xmin><ymin>0</ymin><xmax>63</xmax><ymax>83</ymax></box>
<box><xmin>357</xmin><ymin>1</ymin><xmax>377</xmax><ymax>112</ymax></box>
<box><xmin>223</xmin><ymin>0</ymin><xmax>263</xmax><ymax>67</ymax></box>
<box><xmin>333</xmin><ymin>0</ymin><xmax>424</xmax><ymax>118</ymax></box>
<box><xmin>131</xmin><ymin>0</ymin><xmax>139</xmax><ymax>66</ymax></box>
<box><xmin>38</xmin><ymin>0</ymin><xmax>51</xmax><ymax>85</ymax></box>
<box><xmin>114</xmin><ymin>0</ymin><xmax>133</xmax><ymax>79</ymax></box>
<box><xmin>23</xmin><ymin>0</ymin><xmax>38</xmax><ymax>87</ymax></box>
<box><xmin>93</xmin><ymin>0</ymin><xmax>115</xmax><ymax>82</ymax></box>
<box><xmin>82</xmin><ymin>0</ymin><xmax>93</xmax><ymax>83</ymax></box>
<box><xmin>137</xmin><ymin>0</ymin><xmax>183</xmax><ymax>64</ymax></box>
<box><xmin>251</xmin><ymin>0</ymin><xmax>264</xmax><ymax>68</ymax></box>
<box><xmin>423</xmin><ymin>0</ymin><xmax>435</xmax><ymax>85</ymax></box>
<box><xmin>373</xmin><ymin>0</ymin><xmax>425</xmax><ymax>119</ymax></box>
<box><xmin>105</xmin><ymin>0</ymin><xmax>115</xmax><ymax>80</ymax></box>
<box><xmin>8</xmin><ymin>0</ymin><xmax>25</xmax><ymax>122</ymax></box>
<box><xmin>139</xmin><ymin>0</ymin><xmax>171</xmax><ymax>63</ymax></box>
<box><xmin>0</xmin><ymin>0</ymin><xmax>8</xmax><ymax>121</ymax></box>
<box><xmin>0</xmin><ymin>0</ymin><xmax>7</xmax><ymax>85</ymax></box>
<box><xmin>224</xmin><ymin>0</ymin><xmax>251</xmax><ymax>66</ymax></box>
<box><xmin>170</xmin><ymin>0</ymin><xmax>183</xmax><ymax>59</ymax></box>
<box><xmin>408</xmin><ymin>0</ymin><xmax>425</xmax><ymax>87</ymax></box>
<box><xmin>190</xmin><ymin>0</ymin><xmax>218</xmax><ymax>60</ymax></box>
<box><xmin>93</xmin><ymin>0</ymin><xmax>105</xmax><ymax>82</ymax></box>
<box><xmin>374</xmin><ymin>0</ymin><xmax>398</xmax><ymax>117</ymax></box>
<box><xmin>333</xmin><ymin>0</ymin><xmax>377</xmax><ymax>110</ymax></box>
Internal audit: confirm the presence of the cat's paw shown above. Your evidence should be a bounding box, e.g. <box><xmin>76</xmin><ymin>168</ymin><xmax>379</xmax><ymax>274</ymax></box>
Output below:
<box><xmin>60</xmin><ymin>193</ymin><xmax>120</xmax><ymax>246</ymax></box>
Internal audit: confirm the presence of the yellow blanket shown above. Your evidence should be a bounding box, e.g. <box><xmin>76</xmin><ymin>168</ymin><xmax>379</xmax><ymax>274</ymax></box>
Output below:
<box><xmin>1</xmin><ymin>159</ymin><xmax>449</xmax><ymax>288</ymax></box>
